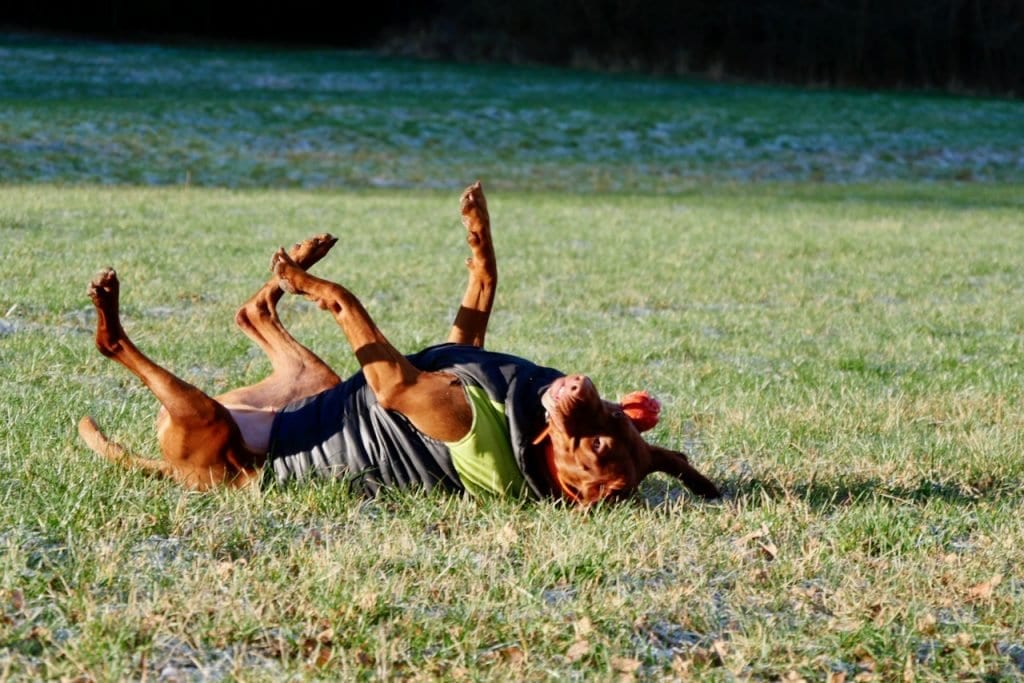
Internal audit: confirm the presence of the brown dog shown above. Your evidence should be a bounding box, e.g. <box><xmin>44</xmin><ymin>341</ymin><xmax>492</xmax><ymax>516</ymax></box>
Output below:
<box><xmin>78</xmin><ymin>182</ymin><xmax>719</xmax><ymax>505</ymax></box>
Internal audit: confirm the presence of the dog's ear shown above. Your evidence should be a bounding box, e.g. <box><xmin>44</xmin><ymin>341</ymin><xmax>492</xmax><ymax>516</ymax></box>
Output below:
<box><xmin>647</xmin><ymin>445</ymin><xmax>721</xmax><ymax>499</ymax></box>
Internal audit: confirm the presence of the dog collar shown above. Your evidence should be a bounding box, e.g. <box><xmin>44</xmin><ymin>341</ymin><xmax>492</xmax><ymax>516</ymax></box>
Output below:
<box><xmin>532</xmin><ymin>424</ymin><xmax>582</xmax><ymax>504</ymax></box>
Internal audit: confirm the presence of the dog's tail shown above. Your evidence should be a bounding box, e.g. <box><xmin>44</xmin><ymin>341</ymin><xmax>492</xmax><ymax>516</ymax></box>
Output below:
<box><xmin>77</xmin><ymin>416</ymin><xmax>173</xmax><ymax>478</ymax></box>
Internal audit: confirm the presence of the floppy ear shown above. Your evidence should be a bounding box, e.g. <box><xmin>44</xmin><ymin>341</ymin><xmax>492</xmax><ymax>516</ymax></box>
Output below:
<box><xmin>620</xmin><ymin>391</ymin><xmax>660</xmax><ymax>432</ymax></box>
<box><xmin>647</xmin><ymin>445</ymin><xmax>721</xmax><ymax>499</ymax></box>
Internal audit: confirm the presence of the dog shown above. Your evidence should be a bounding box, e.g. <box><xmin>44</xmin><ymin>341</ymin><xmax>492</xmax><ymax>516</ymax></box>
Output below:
<box><xmin>78</xmin><ymin>182</ymin><xmax>720</xmax><ymax>505</ymax></box>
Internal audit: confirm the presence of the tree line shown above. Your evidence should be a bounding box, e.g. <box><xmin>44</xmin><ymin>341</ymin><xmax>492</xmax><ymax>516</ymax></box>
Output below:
<box><xmin>5</xmin><ymin>0</ymin><xmax>1021</xmax><ymax>95</ymax></box>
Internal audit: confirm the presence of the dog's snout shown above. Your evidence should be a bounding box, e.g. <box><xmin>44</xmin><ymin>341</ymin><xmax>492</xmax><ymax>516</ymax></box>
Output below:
<box><xmin>565</xmin><ymin>374</ymin><xmax>593</xmax><ymax>397</ymax></box>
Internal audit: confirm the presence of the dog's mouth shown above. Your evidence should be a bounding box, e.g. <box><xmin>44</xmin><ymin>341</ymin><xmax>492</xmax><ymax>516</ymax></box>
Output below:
<box><xmin>538</xmin><ymin>375</ymin><xmax>612</xmax><ymax>448</ymax></box>
<box><xmin>540</xmin><ymin>376</ymin><xmax>586</xmax><ymax>434</ymax></box>
<box><xmin>540</xmin><ymin>376</ymin><xmax>569</xmax><ymax>414</ymax></box>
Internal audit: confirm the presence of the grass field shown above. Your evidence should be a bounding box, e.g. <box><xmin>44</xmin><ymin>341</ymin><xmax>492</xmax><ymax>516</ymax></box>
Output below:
<box><xmin>2</xmin><ymin>34</ymin><xmax>1024</xmax><ymax>681</ymax></box>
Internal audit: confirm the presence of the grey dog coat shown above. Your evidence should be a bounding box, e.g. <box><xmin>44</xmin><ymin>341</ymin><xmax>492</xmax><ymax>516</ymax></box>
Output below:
<box><xmin>265</xmin><ymin>343</ymin><xmax>563</xmax><ymax>497</ymax></box>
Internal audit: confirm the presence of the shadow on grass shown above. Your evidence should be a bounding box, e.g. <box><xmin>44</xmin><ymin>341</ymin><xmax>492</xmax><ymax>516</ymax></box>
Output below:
<box><xmin>732</xmin><ymin>473</ymin><xmax>1024</xmax><ymax>511</ymax></box>
<box><xmin>640</xmin><ymin>471</ymin><xmax>1022</xmax><ymax>512</ymax></box>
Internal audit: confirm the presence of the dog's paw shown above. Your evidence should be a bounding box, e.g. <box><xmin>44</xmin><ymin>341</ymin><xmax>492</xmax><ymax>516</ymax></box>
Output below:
<box><xmin>290</xmin><ymin>233</ymin><xmax>338</xmax><ymax>268</ymax></box>
<box><xmin>459</xmin><ymin>182</ymin><xmax>493</xmax><ymax>260</ymax></box>
<box><xmin>460</xmin><ymin>180</ymin><xmax>488</xmax><ymax>219</ymax></box>
<box><xmin>270</xmin><ymin>249</ymin><xmax>300</xmax><ymax>294</ymax></box>
<box><xmin>87</xmin><ymin>267</ymin><xmax>119</xmax><ymax>304</ymax></box>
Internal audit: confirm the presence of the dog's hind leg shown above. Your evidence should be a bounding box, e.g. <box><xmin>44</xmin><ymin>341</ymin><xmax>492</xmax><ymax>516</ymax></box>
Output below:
<box><xmin>448</xmin><ymin>181</ymin><xmax>497</xmax><ymax>348</ymax></box>
<box><xmin>226</xmin><ymin>233</ymin><xmax>342</xmax><ymax>409</ymax></box>
<box><xmin>81</xmin><ymin>268</ymin><xmax>259</xmax><ymax>489</ymax></box>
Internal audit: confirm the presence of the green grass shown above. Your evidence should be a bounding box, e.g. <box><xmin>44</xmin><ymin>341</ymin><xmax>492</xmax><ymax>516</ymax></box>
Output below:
<box><xmin>3</xmin><ymin>34</ymin><xmax>1024</xmax><ymax>680</ymax></box>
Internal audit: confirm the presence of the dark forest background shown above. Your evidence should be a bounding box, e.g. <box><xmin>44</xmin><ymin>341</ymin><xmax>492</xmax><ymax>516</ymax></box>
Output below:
<box><xmin>4</xmin><ymin>0</ymin><xmax>1022</xmax><ymax>95</ymax></box>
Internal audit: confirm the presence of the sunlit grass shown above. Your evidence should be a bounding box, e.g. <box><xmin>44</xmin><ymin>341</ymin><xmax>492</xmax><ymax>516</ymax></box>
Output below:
<box><xmin>2</xmin><ymin>182</ymin><xmax>1024</xmax><ymax>679</ymax></box>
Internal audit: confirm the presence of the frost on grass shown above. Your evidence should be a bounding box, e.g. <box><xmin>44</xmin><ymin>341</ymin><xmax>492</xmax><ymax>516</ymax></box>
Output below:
<box><xmin>1</xmin><ymin>37</ymin><xmax>1022</xmax><ymax>190</ymax></box>
<box><xmin>142</xmin><ymin>635</ymin><xmax>287</xmax><ymax>683</ymax></box>
<box><xmin>1000</xmin><ymin>643</ymin><xmax>1024</xmax><ymax>674</ymax></box>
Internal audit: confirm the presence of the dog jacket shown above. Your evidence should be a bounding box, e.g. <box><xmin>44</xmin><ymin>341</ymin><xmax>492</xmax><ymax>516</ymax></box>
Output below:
<box><xmin>264</xmin><ymin>343</ymin><xmax>563</xmax><ymax>498</ymax></box>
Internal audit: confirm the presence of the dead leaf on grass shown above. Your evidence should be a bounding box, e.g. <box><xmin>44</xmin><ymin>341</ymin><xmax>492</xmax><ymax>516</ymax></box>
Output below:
<box><xmin>480</xmin><ymin>643</ymin><xmax>525</xmax><ymax>665</ymax></box>
<box><xmin>736</xmin><ymin>523</ymin><xmax>778</xmax><ymax>560</ymax></box>
<box><xmin>301</xmin><ymin>631</ymin><xmax>335</xmax><ymax>668</ymax></box>
<box><xmin>497</xmin><ymin>522</ymin><xmax>519</xmax><ymax>546</ymax></box>
<box><xmin>853</xmin><ymin>645</ymin><xmax>876</xmax><ymax>674</ymax></box>
<box><xmin>356</xmin><ymin>591</ymin><xmax>378</xmax><ymax>611</ymax></box>
<box><xmin>827</xmin><ymin>617</ymin><xmax>861</xmax><ymax>633</ymax></box>
<box><xmin>28</xmin><ymin>625</ymin><xmax>51</xmax><ymax>643</ymax></box>
<box><xmin>950</xmin><ymin>632</ymin><xmax>973</xmax><ymax>648</ymax></box>
<box><xmin>215</xmin><ymin>560</ymin><xmax>236</xmax><ymax>580</ymax></box>
<box><xmin>736</xmin><ymin>523</ymin><xmax>769</xmax><ymax>546</ymax></box>
<box><xmin>566</xmin><ymin>639</ymin><xmax>590</xmax><ymax>662</ymax></box>
<box><xmin>967</xmin><ymin>573</ymin><xmax>1003</xmax><ymax>602</ymax></box>
<box><xmin>312</xmin><ymin>644</ymin><xmax>332</xmax><ymax>667</ymax></box>
<box><xmin>916</xmin><ymin>612</ymin><xmax>937</xmax><ymax>634</ymax></box>
<box><xmin>574</xmin><ymin>616</ymin><xmax>593</xmax><ymax>637</ymax></box>
<box><xmin>611</xmin><ymin>656</ymin><xmax>642</xmax><ymax>673</ymax></box>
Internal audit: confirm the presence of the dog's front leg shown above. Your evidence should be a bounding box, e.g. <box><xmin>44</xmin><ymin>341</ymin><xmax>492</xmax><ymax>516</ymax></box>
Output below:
<box><xmin>271</xmin><ymin>250</ymin><xmax>473</xmax><ymax>443</ymax></box>
<box><xmin>448</xmin><ymin>181</ymin><xmax>496</xmax><ymax>348</ymax></box>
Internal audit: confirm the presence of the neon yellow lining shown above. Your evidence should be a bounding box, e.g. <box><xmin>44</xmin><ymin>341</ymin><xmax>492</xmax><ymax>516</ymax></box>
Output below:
<box><xmin>445</xmin><ymin>385</ymin><xmax>527</xmax><ymax>498</ymax></box>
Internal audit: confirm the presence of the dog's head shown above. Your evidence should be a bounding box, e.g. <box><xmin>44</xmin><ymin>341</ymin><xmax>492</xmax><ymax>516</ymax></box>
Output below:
<box><xmin>537</xmin><ymin>375</ymin><xmax>720</xmax><ymax>505</ymax></box>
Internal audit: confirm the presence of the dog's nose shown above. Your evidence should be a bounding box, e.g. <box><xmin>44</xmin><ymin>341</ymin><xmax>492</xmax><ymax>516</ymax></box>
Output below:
<box><xmin>565</xmin><ymin>375</ymin><xmax>593</xmax><ymax>397</ymax></box>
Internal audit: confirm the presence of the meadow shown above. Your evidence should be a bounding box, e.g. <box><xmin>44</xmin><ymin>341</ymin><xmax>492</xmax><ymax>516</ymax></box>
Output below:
<box><xmin>2</xmin><ymin>33</ymin><xmax>1024</xmax><ymax>681</ymax></box>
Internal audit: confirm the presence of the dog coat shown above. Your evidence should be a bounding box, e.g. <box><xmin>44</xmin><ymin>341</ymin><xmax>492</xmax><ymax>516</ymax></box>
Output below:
<box><xmin>264</xmin><ymin>343</ymin><xmax>564</xmax><ymax>498</ymax></box>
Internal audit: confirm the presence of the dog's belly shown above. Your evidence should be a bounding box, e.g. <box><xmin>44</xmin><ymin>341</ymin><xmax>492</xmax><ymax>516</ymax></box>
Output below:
<box><xmin>223</xmin><ymin>405</ymin><xmax>276</xmax><ymax>453</ymax></box>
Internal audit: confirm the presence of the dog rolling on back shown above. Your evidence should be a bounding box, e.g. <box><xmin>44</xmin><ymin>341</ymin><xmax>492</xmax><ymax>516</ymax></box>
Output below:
<box><xmin>79</xmin><ymin>182</ymin><xmax>720</xmax><ymax>505</ymax></box>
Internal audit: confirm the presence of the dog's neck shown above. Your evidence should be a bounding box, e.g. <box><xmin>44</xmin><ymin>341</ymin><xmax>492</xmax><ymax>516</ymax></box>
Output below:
<box><xmin>531</xmin><ymin>425</ymin><xmax>578</xmax><ymax>503</ymax></box>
